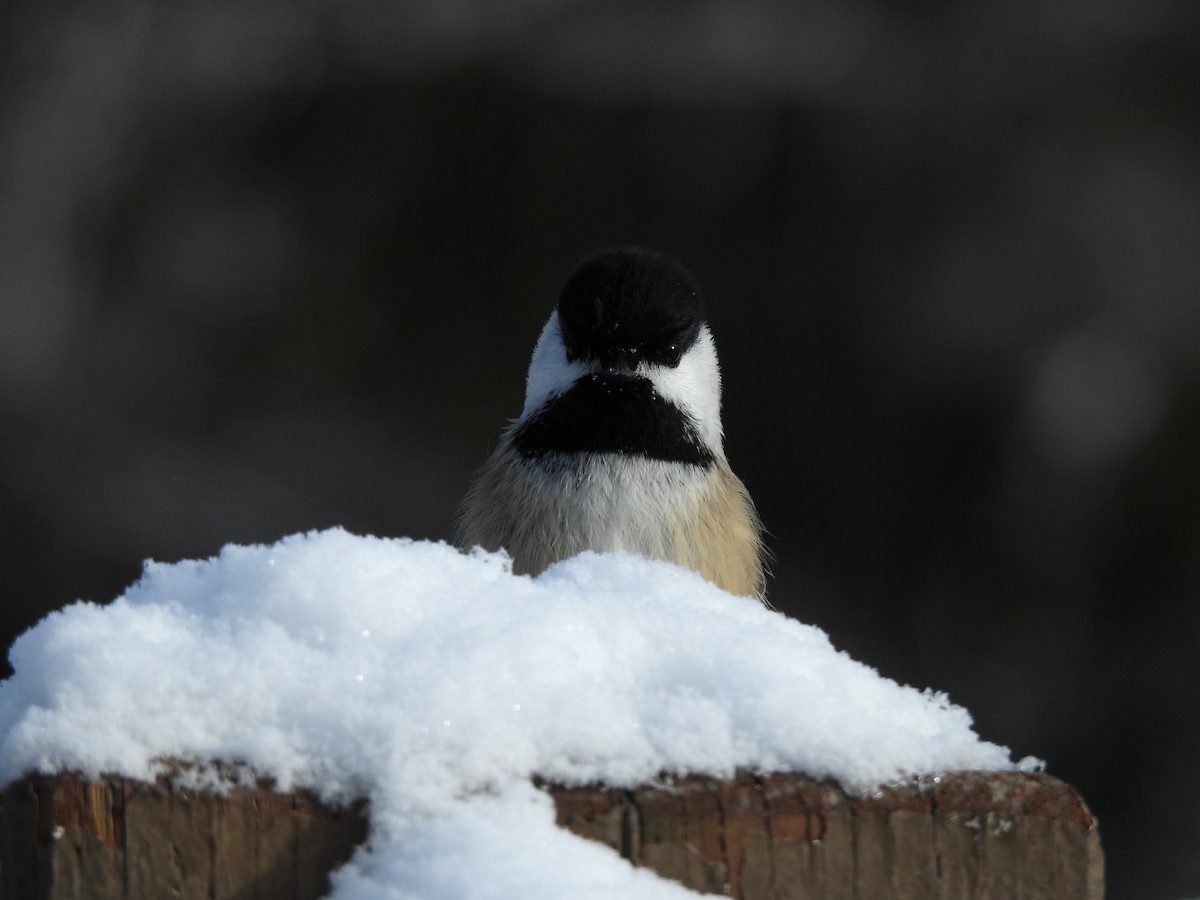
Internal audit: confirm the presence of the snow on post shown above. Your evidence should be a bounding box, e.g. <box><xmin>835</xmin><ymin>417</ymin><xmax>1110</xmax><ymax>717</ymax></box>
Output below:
<box><xmin>0</xmin><ymin>529</ymin><xmax>1096</xmax><ymax>899</ymax></box>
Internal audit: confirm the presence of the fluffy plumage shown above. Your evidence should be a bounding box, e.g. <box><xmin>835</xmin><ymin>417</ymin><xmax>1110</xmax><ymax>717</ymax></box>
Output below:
<box><xmin>456</xmin><ymin>247</ymin><xmax>766</xmax><ymax>601</ymax></box>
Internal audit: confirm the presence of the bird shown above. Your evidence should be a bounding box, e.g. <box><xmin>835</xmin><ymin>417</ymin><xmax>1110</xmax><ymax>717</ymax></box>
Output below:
<box><xmin>455</xmin><ymin>246</ymin><xmax>766</xmax><ymax>602</ymax></box>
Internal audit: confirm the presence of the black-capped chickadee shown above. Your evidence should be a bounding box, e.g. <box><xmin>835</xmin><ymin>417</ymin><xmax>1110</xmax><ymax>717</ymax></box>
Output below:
<box><xmin>455</xmin><ymin>247</ymin><xmax>766</xmax><ymax>601</ymax></box>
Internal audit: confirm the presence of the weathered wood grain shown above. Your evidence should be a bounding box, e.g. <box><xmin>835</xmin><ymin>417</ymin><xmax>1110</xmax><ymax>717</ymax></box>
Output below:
<box><xmin>0</xmin><ymin>770</ymin><xmax>1102</xmax><ymax>899</ymax></box>
<box><xmin>549</xmin><ymin>770</ymin><xmax>1104</xmax><ymax>899</ymax></box>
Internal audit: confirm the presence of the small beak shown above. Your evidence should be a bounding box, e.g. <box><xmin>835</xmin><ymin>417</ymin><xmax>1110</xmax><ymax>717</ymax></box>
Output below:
<box><xmin>598</xmin><ymin>351</ymin><xmax>638</xmax><ymax>380</ymax></box>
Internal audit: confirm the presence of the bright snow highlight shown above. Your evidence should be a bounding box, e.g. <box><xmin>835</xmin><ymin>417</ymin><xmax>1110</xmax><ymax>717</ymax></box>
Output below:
<box><xmin>0</xmin><ymin>529</ymin><xmax>1039</xmax><ymax>898</ymax></box>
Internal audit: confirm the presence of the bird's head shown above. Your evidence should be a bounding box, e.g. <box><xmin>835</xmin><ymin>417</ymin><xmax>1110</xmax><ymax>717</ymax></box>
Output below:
<box><xmin>520</xmin><ymin>247</ymin><xmax>725</xmax><ymax>460</ymax></box>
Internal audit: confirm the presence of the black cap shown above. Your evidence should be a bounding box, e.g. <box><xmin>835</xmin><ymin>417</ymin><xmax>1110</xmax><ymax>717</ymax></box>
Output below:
<box><xmin>556</xmin><ymin>247</ymin><xmax>704</xmax><ymax>370</ymax></box>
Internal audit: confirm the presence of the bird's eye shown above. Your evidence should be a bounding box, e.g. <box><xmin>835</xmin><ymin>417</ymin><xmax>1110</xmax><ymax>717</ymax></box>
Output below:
<box><xmin>561</xmin><ymin>333</ymin><xmax>586</xmax><ymax>362</ymax></box>
<box><xmin>662</xmin><ymin>344</ymin><xmax>682</xmax><ymax>366</ymax></box>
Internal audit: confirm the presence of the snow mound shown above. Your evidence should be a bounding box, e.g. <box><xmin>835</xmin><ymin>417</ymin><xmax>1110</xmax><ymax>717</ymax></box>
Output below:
<box><xmin>0</xmin><ymin>529</ymin><xmax>1040</xmax><ymax>899</ymax></box>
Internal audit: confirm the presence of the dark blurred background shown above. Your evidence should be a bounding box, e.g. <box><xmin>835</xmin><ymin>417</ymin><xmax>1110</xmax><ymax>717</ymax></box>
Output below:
<box><xmin>2</xmin><ymin>1</ymin><xmax>1197</xmax><ymax>896</ymax></box>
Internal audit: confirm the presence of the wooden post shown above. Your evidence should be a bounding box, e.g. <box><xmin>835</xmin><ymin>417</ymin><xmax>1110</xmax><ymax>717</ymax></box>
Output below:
<box><xmin>0</xmin><ymin>770</ymin><xmax>1102</xmax><ymax>899</ymax></box>
<box><xmin>0</xmin><ymin>775</ymin><xmax>368</xmax><ymax>900</ymax></box>
<box><xmin>550</xmin><ymin>770</ymin><xmax>1104</xmax><ymax>899</ymax></box>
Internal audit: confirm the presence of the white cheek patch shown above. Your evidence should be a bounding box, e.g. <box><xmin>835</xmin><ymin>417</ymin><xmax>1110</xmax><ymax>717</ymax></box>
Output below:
<box><xmin>521</xmin><ymin>314</ymin><xmax>589</xmax><ymax>420</ymax></box>
<box><xmin>521</xmin><ymin>316</ymin><xmax>726</xmax><ymax>458</ymax></box>
<box><xmin>642</xmin><ymin>326</ymin><xmax>725</xmax><ymax>457</ymax></box>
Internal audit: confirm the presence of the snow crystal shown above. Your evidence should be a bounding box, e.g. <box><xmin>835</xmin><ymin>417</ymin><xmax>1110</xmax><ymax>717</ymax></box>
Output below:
<box><xmin>0</xmin><ymin>528</ymin><xmax>1040</xmax><ymax>898</ymax></box>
